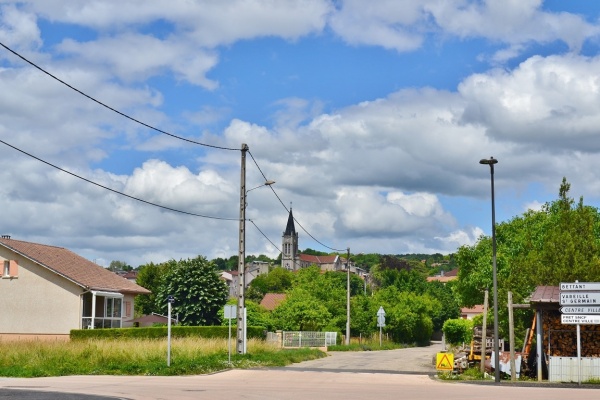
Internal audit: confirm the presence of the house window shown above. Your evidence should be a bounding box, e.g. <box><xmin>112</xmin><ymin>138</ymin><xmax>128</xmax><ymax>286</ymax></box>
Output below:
<box><xmin>105</xmin><ymin>297</ymin><xmax>122</xmax><ymax>318</ymax></box>
<box><xmin>2</xmin><ymin>260</ymin><xmax>17</xmax><ymax>278</ymax></box>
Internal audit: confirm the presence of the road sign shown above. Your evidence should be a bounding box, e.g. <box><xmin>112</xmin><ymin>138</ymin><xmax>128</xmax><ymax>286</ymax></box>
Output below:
<box><xmin>224</xmin><ymin>304</ymin><xmax>236</xmax><ymax>319</ymax></box>
<box><xmin>560</xmin><ymin>306</ymin><xmax>600</xmax><ymax>314</ymax></box>
<box><xmin>561</xmin><ymin>314</ymin><xmax>600</xmax><ymax>325</ymax></box>
<box><xmin>559</xmin><ymin>292</ymin><xmax>600</xmax><ymax>305</ymax></box>
<box><xmin>560</xmin><ymin>282</ymin><xmax>600</xmax><ymax>291</ymax></box>
<box><xmin>377</xmin><ymin>306</ymin><xmax>386</xmax><ymax>327</ymax></box>
<box><xmin>436</xmin><ymin>352</ymin><xmax>454</xmax><ymax>371</ymax></box>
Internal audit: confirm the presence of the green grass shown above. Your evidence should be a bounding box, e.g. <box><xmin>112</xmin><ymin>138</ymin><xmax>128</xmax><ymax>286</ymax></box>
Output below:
<box><xmin>0</xmin><ymin>338</ymin><xmax>326</xmax><ymax>377</ymax></box>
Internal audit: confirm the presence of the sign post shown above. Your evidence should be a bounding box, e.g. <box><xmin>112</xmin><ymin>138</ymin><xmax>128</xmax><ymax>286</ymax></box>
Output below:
<box><xmin>559</xmin><ymin>282</ymin><xmax>600</xmax><ymax>385</ymax></box>
<box><xmin>377</xmin><ymin>306</ymin><xmax>386</xmax><ymax>346</ymax></box>
<box><xmin>224</xmin><ymin>305</ymin><xmax>236</xmax><ymax>365</ymax></box>
<box><xmin>167</xmin><ymin>295</ymin><xmax>175</xmax><ymax>367</ymax></box>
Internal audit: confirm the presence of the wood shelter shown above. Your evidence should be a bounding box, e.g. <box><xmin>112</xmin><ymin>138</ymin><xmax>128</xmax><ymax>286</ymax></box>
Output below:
<box><xmin>529</xmin><ymin>285</ymin><xmax>600</xmax><ymax>381</ymax></box>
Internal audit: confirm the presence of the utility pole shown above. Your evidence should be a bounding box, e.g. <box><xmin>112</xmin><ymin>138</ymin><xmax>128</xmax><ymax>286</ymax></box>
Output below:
<box><xmin>237</xmin><ymin>143</ymin><xmax>248</xmax><ymax>354</ymax></box>
<box><xmin>346</xmin><ymin>247</ymin><xmax>351</xmax><ymax>345</ymax></box>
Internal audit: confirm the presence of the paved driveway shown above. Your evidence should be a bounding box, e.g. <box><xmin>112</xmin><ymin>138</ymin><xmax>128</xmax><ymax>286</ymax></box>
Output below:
<box><xmin>283</xmin><ymin>341</ymin><xmax>443</xmax><ymax>374</ymax></box>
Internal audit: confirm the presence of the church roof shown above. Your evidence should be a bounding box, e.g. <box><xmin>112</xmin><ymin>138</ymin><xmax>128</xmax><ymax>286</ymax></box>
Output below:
<box><xmin>283</xmin><ymin>208</ymin><xmax>296</xmax><ymax>235</ymax></box>
<box><xmin>298</xmin><ymin>254</ymin><xmax>339</xmax><ymax>264</ymax></box>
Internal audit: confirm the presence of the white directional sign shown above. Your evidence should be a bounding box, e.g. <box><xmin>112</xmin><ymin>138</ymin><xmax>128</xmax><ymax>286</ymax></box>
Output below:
<box><xmin>559</xmin><ymin>292</ymin><xmax>600</xmax><ymax>305</ymax></box>
<box><xmin>377</xmin><ymin>306</ymin><xmax>386</xmax><ymax>328</ymax></box>
<box><xmin>561</xmin><ymin>314</ymin><xmax>600</xmax><ymax>325</ymax></box>
<box><xmin>560</xmin><ymin>306</ymin><xmax>600</xmax><ymax>314</ymax></box>
<box><xmin>560</xmin><ymin>282</ymin><xmax>600</xmax><ymax>291</ymax></box>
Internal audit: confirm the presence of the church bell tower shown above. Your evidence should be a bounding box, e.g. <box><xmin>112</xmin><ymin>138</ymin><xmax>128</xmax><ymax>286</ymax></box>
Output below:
<box><xmin>281</xmin><ymin>207</ymin><xmax>298</xmax><ymax>270</ymax></box>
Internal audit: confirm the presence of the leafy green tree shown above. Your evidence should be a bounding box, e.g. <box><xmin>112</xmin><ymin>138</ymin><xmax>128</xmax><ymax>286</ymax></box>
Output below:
<box><xmin>271</xmin><ymin>288</ymin><xmax>332</xmax><ymax>331</ymax></box>
<box><xmin>246</xmin><ymin>267</ymin><xmax>293</xmax><ymax>302</ymax></box>
<box><xmin>135</xmin><ymin>261</ymin><xmax>172</xmax><ymax>316</ymax></box>
<box><xmin>219</xmin><ymin>299</ymin><xmax>274</xmax><ymax>331</ymax></box>
<box><xmin>108</xmin><ymin>260</ymin><xmax>132</xmax><ymax>272</ymax></box>
<box><xmin>455</xmin><ymin>178</ymin><xmax>600</xmax><ymax>339</ymax></box>
<box><xmin>372</xmin><ymin>286</ymin><xmax>439</xmax><ymax>345</ymax></box>
<box><xmin>442</xmin><ymin>318</ymin><xmax>473</xmax><ymax>345</ymax></box>
<box><xmin>155</xmin><ymin>256</ymin><xmax>228</xmax><ymax>326</ymax></box>
<box><xmin>370</xmin><ymin>264</ymin><xmax>428</xmax><ymax>294</ymax></box>
<box><xmin>425</xmin><ymin>280</ymin><xmax>460</xmax><ymax>331</ymax></box>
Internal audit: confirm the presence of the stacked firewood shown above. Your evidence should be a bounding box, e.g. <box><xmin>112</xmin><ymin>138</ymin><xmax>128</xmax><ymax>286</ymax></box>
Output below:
<box><xmin>542</xmin><ymin>310</ymin><xmax>600</xmax><ymax>357</ymax></box>
<box><xmin>472</xmin><ymin>325</ymin><xmax>494</xmax><ymax>355</ymax></box>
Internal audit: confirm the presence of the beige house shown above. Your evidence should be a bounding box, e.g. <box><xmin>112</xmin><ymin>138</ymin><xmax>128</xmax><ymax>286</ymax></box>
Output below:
<box><xmin>221</xmin><ymin>260</ymin><xmax>270</xmax><ymax>298</ymax></box>
<box><xmin>0</xmin><ymin>236</ymin><xmax>150</xmax><ymax>340</ymax></box>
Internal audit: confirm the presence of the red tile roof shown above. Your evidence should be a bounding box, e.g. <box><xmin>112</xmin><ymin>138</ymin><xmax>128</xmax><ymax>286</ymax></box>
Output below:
<box><xmin>260</xmin><ymin>293</ymin><xmax>287</xmax><ymax>311</ymax></box>
<box><xmin>461</xmin><ymin>305</ymin><xmax>485</xmax><ymax>314</ymax></box>
<box><xmin>298</xmin><ymin>254</ymin><xmax>338</xmax><ymax>264</ymax></box>
<box><xmin>0</xmin><ymin>237</ymin><xmax>150</xmax><ymax>294</ymax></box>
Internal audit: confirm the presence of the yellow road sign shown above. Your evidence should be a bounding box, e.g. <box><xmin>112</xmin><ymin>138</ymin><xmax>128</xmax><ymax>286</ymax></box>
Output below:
<box><xmin>436</xmin><ymin>352</ymin><xmax>454</xmax><ymax>371</ymax></box>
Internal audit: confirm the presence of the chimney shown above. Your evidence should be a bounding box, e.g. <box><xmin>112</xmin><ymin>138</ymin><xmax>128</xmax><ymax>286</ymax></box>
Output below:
<box><xmin>1</xmin><ymin>235</ymin><xmax>10</xmax><ymax>239</ymax></box>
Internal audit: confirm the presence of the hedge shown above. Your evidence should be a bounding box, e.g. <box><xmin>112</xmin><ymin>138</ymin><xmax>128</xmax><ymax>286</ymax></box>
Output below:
<box><xmin>71</xmin><ymin>326</ymin><xmax>266</xmax><ymax>340</ymax></box>
<box><xmin>442</xmin><ymin>318</ymin><xmax>473</xmax><ymax>345</ymax></box>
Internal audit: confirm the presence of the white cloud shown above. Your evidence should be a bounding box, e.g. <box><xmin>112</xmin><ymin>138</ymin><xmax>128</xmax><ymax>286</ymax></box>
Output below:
<box><xmin>0</xmin><ymin>4</ymin><xmax>41</xmax><ymax>51</ymax></box>
<box><xmin>459</xmin><ymin>54</ymin><xmax>600</xmax><ymax>151</ymax></box>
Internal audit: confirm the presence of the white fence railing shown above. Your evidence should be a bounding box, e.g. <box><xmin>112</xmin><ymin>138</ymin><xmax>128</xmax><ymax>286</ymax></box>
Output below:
<box><xmin>267</xmin><ymin>331</ymin><xmax>337</xmax><ymax>348</ymax></box>
<box><xmin>549</xmin><ymin>356</ymin><xmax>600</xmax><ymax>382</ymax></box>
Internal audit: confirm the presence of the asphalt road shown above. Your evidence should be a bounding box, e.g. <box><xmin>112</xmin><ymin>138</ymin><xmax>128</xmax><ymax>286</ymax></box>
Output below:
<box><xmin>1</xmin><ymin>342</ymin><xmax>599</xmax><ymax>399</ymax></box>
<box><xmin>283</xmin><ymin>341</ymin><xmax>442</xmax><ymax>374</ymax></box>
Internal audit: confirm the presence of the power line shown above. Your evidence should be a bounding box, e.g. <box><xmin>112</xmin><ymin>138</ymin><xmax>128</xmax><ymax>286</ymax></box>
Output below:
<box><xmin>248</xmin><ymin>149</ymin><xmax>346</xmax><ymax>253</ymax></box>
<box><xmin>0</xmin><ymin>139</ymin><xmax>239</xmax><ymax>221</ymax></box>
<box><xmin>0</xmin><ymin>41</ymin><xmax>347</xmax><ymax>253</ymax></box>
<box><xmin>249</xmin><ymin>219</ymin><xmax>281</xmax><ymax>253</ymax></box>
<box><xmin>0</xmin><ymin>41</ymin><xmax>238</xmax><ymax>151</ymax></box>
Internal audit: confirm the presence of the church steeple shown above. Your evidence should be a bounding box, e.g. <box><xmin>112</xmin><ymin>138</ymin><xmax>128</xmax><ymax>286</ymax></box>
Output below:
<box><xmin>284</xmin><ymin>207</ymin><xmax>296</xmax><ymax>236</ymax></box>
<box><xmin>281</xmin><ymin>207</ymin><xmax>298</xmax><ymax>270</ymax></box>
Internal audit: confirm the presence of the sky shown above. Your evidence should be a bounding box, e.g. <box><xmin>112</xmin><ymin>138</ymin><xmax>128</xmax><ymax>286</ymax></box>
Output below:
<box><xmin>2</xmin><ymin>1</ymin><xmax>600</xmax><ymax>268</ymax></box>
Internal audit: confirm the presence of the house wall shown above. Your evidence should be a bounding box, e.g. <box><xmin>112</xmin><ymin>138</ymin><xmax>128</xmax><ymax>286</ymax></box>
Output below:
<box><xmin>0</xmin><ymin>249</ymin><xmax>83</xmax><ymax>337</ymax></box>
<box><xmin>122</xmin><ymin>294</ymin><xmax>136</xmax><ymax>327</ymax></box>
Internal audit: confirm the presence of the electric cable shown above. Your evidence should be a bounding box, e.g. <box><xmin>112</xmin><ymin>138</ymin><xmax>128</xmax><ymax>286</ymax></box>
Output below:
<box><xmin>0</xmin><ymin>139</ymin><xmax>239</xmax><ymax>221</ymax></box>
<box><xmin>0</xmin><ymin>41</ymin><xmax>238</xmax><ymax>151</ymax></box>
<box><xmin>248</xmin><ymin>149</ymin><xmax>346</xmax><ymax>253</ymax></box>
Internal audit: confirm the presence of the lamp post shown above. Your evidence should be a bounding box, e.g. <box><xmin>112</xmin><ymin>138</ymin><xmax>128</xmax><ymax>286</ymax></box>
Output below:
<box><xmin>237</xmin><ymin>143</ymin><xmax>274</xmax><ymax>355</ymax></box>
<box><xmin>346</xmin><ymin>247</ymin><xmax>351</xmax><ymax>345</ymax></box>
<box><xmin>479</xmin><ymin>156</ymin><xmax>500</xmax><ymax>383</ymax></box>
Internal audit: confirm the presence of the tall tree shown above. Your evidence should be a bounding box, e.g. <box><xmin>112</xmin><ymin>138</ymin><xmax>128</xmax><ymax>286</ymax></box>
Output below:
<box><xmin>246</xmin><ymin>267</ymin><xmax>293</xmax><ymax>302</ymax></box>
<box><xmin>155</xmin><ymin>256</ymin><xmax>228</xmax><ymax>326</ymax></box>
<box><xmin>135</xmin><ymin>261</ymin><xmax>172</xmax><ymax>316</ymax></box>
<box><xmin>455</xmin><ymin>178</ymin><xmax>600</xmax><ymax>338</ymax></box>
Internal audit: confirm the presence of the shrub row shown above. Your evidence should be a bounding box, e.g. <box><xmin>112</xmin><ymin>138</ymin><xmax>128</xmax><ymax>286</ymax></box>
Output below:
<box><xmin>71</xmin><ymin>326</ymin><xmax>265</xmax><ymax>340</ymax></box>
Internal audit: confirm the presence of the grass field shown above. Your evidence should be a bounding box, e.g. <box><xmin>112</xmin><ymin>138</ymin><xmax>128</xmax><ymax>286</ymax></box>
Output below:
<box><xmin>0</xmin><ymin>338</ymin><xmax>326</xmax><ymax>377</ymax></box>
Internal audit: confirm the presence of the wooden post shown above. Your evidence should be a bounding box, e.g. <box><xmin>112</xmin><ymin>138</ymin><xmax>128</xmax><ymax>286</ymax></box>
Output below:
<box><xmin>480</xmin><ymin>290</ymin><xmax>489</xmax><ymax>374</ymax></box>
<box><xmin>508</xmin><ymin>291</ymin><xmax>516</xmax><ymax>381</ymax></box>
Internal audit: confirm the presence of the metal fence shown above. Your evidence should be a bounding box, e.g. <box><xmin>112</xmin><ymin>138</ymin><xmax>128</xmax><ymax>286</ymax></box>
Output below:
<box><xmin>267</xmin><ymin>331</ymin><xmax>337</xmax><ymax>348</ymax></box>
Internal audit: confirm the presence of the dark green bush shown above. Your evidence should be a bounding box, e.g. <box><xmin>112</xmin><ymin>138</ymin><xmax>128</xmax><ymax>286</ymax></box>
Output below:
<box><xmin>71</xmin><ymin>326</ymin><xmax>265</xmax><ymax>340</ymax></box>
<box><xmin>442</xmin><ymin>318</ymin><xmax>472</xmax><ymax>345</ymax></box>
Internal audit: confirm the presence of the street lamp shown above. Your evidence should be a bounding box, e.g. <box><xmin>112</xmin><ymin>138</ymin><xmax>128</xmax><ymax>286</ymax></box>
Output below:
<box><xmin>237</xmin><ymin>160</ymin><xmax>274</xmax><ymax>355</ymax></box>
<box><xmin>479</xmin><ymin>156</ymin><xmax>500</xmax><ymax>383</ymax></box>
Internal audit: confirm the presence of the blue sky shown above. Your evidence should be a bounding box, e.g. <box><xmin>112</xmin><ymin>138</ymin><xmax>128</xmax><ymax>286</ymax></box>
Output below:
<box><xmin>1</xmin><ymin>1</ymin><xmax>600</xmax><ymax>267</ymax></box>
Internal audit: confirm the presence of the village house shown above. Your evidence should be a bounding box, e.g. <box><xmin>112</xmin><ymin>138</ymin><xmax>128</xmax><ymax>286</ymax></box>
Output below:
<box><xmin>0</xmin><ymin>236</ymin><xmax>150</xmax><ymax>340</ymax></box>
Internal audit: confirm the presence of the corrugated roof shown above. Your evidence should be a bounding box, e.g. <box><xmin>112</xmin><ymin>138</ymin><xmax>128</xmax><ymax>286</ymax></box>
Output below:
<box><xmin>0</xmin><ymin>237</ymin><xmax>150</xmax><ymax>294</ymax></box>
<box><xmin>260</xmin><ymin>293</ymin><xmax>287</xmax><ymax>311</ymax></box>
<box><xmin>529</xmin><ymin>285</ymin><xmax>560</xmax><ymax>303</ymax></box>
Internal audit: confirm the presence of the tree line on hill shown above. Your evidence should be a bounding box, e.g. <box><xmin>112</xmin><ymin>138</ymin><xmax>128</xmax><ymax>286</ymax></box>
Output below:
<box><xmin>115</xmin><ymin>177</ymin><xmax>600</xmax><ymax>348</ymax></box>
